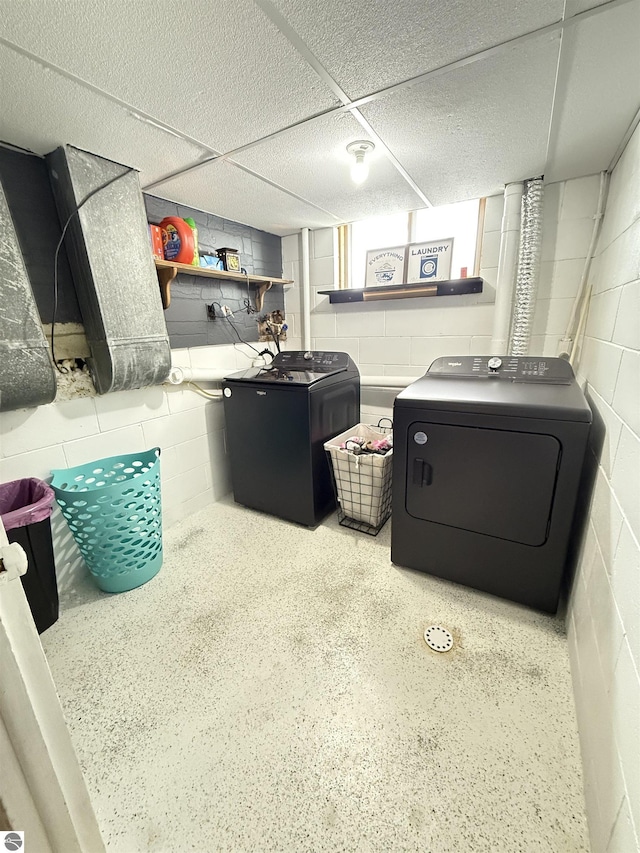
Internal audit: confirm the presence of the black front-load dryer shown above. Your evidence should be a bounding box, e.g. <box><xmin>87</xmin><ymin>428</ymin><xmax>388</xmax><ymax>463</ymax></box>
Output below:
<box><xmin>223</xmin><ymin>351</ymin><xmax>359</xmax><ymax>527</ymax></box>
<box><xmin>391</xmin><ymin>356</ymin><xmax>592</xmax><ymax>612</ymax></box>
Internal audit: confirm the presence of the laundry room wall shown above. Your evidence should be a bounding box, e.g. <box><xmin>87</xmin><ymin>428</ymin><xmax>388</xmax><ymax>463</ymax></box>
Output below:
<box><xmin>566</xmin><ymin>121</ymin><xmax>640</xmax><ymax>853</ymax></box>
<box><xmin>531</xmin><ymin>174</ymin><xmax>603</xmax><ymax>357</ymax></box>
<box><xmin>281</xmin><ymin>201</ymin><xmax>501</xmax><ymax>424</ymax></box>
<box><xmin>0</xmin><ymin>326</ymin><xmax>299</xmax><ymax>599</ymax></box>
<box><xmin>0</xmin><ymin>378</ymin><xmax>227</xmax><ymax>599</ymax></box>
<box><xmin>282</xmin><ymin>182</ymin><xmax>600</xmax><ymax>424</ymax></box>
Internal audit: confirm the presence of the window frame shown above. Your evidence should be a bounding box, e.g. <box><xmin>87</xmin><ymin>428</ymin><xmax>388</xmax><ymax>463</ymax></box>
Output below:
<box><xmin>341</xmin><ymin>200</ymin><xmax>485</xmax><ymax>295</ymax></box>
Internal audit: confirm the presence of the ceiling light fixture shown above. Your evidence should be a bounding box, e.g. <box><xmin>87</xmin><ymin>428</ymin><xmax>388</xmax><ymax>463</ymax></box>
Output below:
<box><xmin>346</xmin><ymin>140</ymin><xmax>375</xmax><ymax>185</ymax></box>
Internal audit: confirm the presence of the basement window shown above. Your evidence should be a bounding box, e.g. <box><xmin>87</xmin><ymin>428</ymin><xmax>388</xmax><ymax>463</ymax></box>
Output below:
<box><xmin>346</xmin><ymin>199</ymin><xmax>482</xmax><ymax>291</ymax></box>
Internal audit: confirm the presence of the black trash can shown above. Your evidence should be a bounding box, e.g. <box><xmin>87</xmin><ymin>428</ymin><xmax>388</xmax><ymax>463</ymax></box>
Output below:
<box><xmin>0</xmin><ymin>478</ymin><xmax>58</xmax><ymax>634</ymax></box>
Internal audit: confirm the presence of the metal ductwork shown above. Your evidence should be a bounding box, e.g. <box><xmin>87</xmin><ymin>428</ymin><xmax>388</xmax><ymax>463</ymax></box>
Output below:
<box><xmin>510</xmin><ymin>178</ymin><xmax>544</xmax><ymax>356</ymax></box>
<box><xmin>47</xmin><ymin>145</ymin><xmax>171</xmax><ymax>394</ymax></box>
<box><xmin>0</xmin><ymin>180</ymin><xmax>56</xmax><ymax>412</ymax></box>
<box><xmin>491</xmin><ymin>182</ymin><xmax>524</xmax><ymax>355</ymax></box>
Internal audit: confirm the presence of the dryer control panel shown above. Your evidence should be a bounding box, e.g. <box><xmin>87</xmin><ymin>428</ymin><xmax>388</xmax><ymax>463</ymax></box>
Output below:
<box><xmin>427</xmin><ymin>356</ymin><xmax>575</xmax><ymax>384</ymax></box>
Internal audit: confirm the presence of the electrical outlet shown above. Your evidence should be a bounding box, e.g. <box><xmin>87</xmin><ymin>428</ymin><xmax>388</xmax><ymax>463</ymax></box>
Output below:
<box><xmin>221</xmin><ymin>305</ymin><xmax>232</xmax><ymax>317</ymax></box>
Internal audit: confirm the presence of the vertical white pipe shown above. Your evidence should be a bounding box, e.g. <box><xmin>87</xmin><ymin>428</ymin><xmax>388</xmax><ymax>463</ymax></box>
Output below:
<box><xmin>491</xmin><ymin>182</ymin><xmax>524</xmax><ymax>355</ymax></box>
<box><xmin>558</xmin><ymin>170</ymin><xmax>608</xmax><ymax>360</ymax></box>
<box><xmin>300</xmin><ymin>227</ymin><xmax>311</xmax><ymax>350</ymax></box>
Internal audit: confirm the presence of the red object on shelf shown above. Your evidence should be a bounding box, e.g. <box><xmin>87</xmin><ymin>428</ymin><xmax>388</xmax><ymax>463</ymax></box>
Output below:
<box><xmin>148</xmin><ymin>224</ymin><xmax>164</xmax><ymax>260</ymax></box>
<box><xmin>460</xmin><ymin>267</ymin><xmax>468</xmax><ymax>278</ymax></box>
<box><xmin>159</xmin><ymin>216</ymin><xmax>194</xmax><ymax>265</ymax></box>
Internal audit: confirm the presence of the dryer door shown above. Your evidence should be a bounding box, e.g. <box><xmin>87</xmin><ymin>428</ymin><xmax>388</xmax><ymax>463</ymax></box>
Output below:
<box><xmin>406</xmin><ymin>422</ymin><xmax>560</xmax><ymax>546</ymax></box>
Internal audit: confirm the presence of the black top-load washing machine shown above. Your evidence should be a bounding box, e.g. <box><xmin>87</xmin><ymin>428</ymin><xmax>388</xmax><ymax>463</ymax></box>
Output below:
<box><xmin>392</xmin><ymin>356</ymin><xmax>592</xmax><ymax>612</ymax></box>
<box><xmin>223</xmin><ymin>351</ymin><xmax>360</xmax><ymax>527</ymax></box>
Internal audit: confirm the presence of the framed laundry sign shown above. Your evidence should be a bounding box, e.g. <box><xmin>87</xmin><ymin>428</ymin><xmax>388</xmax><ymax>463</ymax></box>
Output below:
<box><xmin>406</xmin><ymin>238</ymin><xmax>454</xmax><ymax>283</ymax></box>
<box><xmin>365</xmin><ymin>246</ymin><xmax>406</xmax><ymax>287</ymax></box>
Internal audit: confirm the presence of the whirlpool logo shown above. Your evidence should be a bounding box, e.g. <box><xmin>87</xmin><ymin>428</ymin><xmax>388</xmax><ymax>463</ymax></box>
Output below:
<box><xmin>2</xmin><ymin>833</ymin><xmax>24</xmax><ymax>852</ymax></box>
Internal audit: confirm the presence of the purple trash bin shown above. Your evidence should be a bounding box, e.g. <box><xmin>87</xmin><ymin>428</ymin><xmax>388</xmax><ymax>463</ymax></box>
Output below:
<box><xmin>0</xmin><ymin>478</ymin><xmax>58</xmax><ymax>633</ymax></box>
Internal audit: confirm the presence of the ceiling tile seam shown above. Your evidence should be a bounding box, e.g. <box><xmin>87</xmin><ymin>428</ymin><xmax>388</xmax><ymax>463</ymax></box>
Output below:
<box><xmin>252</xmin><ymin>0</ymin><xmax>351</xmax><ymax>106</ymax></box>
<box><xmin>331</xmin><ymin>0</ymin><xmax>634</xmax><ymax>116</ymax></box>
<box><xmin>0</xmin><ymin>36</ymin><xmax>222</xmax><ymax>161</ymax></box>
<box><xmin>349</xmin><ymin>110</ymin><xmax>432</xmax><ymax>209</ymax></box>
<box><xmin>546</xmin><ymin>0</ymin><xmax>639</xmax><ymax>178</ymax></box>
<box><xmin>142</xmin><ymin>103</ymin><xmax>342</xmax><ymax>191</ymax></box>
<box><xmin>543</xmin><ymin>26</ymin><xmax>569</xmax><ymax>179</ymax></box>
<box><xmin>251</xmin><ymin>0</ymin><xmax>433</xmax><ymax>211</ymax></box>
<box><xmin>226</xmin><ymin>160</ymin><xmax>343</xmax><ymax>222</ymax></box>
<box><xmin>609</xmin><ymin>103</ymin><xmax>640</xmax><ymax>172</ymax></box>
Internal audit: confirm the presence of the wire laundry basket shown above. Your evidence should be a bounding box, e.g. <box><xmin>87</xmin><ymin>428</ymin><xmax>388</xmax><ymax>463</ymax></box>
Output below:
<box><xmin>51</xmin><ymin>447</ymin><xmax>163</xmax><ymax>593</ymax></box>
<box><xmin>324</xmin><ymin>418</ymin><xmax>393</xmax><ymax>535</ymax></box>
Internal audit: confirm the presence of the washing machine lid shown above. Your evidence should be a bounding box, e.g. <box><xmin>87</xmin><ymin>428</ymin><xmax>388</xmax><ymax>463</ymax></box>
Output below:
<box><xmin>396</xmin><ymin>356</ymin><xmax>591</xmax><ymax>422</ymax></box>
<box><xmin>224</xmin><ymin>351</ymin><xmax>357</xmax><ymax>387</ymax></box>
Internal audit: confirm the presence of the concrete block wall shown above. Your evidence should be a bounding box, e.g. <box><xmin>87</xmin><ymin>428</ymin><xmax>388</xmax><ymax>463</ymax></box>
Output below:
<box><xmin>145</xmin><ymin>194</ymin><xmax>284</xmax><ymax>349</ymax></box>
<box><xmin>281</xmin><ymin>200</ymin><xmax>501</xmax><ymax>424</ymax></box>
<box><xmin>531</xmin><ymin>175</ymin><xmax>602</xmax><ymax>356</ymax></box>
<box><xmin>0</xmin><ymin>342</ymin><xmax>266</xmax><ymax>601</ymax></box>
<box><xmin>566</xmin><ymin>122</ymin><xmax>640</xmax><ymax>853</ymax></box>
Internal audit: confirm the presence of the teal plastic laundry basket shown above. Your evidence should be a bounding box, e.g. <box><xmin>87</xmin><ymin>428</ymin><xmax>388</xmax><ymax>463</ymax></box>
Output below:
<box><xmin>51</xmin><ymin>448</ymin><xmax>163</xmax><ymax>593</ymax></box>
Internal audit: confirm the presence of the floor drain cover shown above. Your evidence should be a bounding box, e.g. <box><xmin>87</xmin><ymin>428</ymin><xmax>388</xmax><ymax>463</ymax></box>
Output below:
<box><xmin>424</xmin><ymin>625</ymin><xmax>454</xmax><ymax>653</ymax></box>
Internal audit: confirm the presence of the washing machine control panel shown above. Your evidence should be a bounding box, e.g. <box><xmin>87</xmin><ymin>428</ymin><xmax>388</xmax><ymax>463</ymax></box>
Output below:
<box><xmin>428</xmin><ymin>356</ymin><xmax>575</xmax><ymax>383</ymax></box>
<box><xmin>274</xmin><ymin>351</ymin><xmax>351</xmax><ymax>373</ymax></box>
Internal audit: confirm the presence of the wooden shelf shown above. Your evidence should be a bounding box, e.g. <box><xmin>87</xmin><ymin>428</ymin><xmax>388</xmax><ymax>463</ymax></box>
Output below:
<box><xmin>154</xmin><ymin>259</ymin><xmax>293</xmax><ymax>310</ymax></box>
<box><xmin>318</xmin><ymin>277</ymin><xmax>483</xmax><ymax>304</ymax></box>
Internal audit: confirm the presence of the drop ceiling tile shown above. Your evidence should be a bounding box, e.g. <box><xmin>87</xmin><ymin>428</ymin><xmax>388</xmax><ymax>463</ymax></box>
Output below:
<box><xmin>232</xmin><ymin>111</ymin><xmax>425</xmax><ymax>222</ymax></box>
<box><xmin>269</xmin><ymin>0</ymin><xmax>563</xmax><ymax>100</ymax></box>
<box><xmin>0</xmin><ymin>0</ymin><xmax>340</xmax><ymax>152</ymax></box>
<box><xmin>360</xmin><ymin>33</ymin><xmax>561</xmax><ymax>206</ymax></box>
<box><xmin>152</xmin><ymin>160</ymin><xmax>340</xmax><ymax>235</ymax></box>
<box><xmin>0</xmin><ymin>45</ymin><xmax>206</xmax><ymax>185</ymax></box>
<box><xmin>545</xmin><ymin>0</ymin><xmax>640</xmax><ymax>182</ymax></box>
<box><xmin>564</xmin><ymin>0</ymin><xmax>612</xmax><ymax>15</ymax></box>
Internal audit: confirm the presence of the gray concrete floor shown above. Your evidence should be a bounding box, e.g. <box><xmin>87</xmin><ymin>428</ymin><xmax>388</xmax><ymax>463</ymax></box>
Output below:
<box><xmin>43</xmin><ymin>498</ymin><xmax>590</xmax><ymax>852</ymax></box>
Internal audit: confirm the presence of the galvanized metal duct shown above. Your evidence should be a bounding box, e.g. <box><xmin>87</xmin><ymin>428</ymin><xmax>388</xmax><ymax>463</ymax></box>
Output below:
<box><xmin>510</xmin><ymin>178</ymin><xmax>544</xmax><ymax>356</ymax></box>
<box><xmin>0</xmin><ymin>180</ymin><xmax>56</xmax><ymax>412</ymax></box>
<box><xmin>47</xmin><ymin>146</ymin><xmax>171</xmax><ymax>394</ymax></box>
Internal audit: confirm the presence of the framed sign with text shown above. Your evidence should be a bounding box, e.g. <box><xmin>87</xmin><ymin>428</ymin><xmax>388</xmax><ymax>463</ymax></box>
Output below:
<box><xmin>406</xmin><ymin>238</ymin><xmax>454</xmax><ymax>283</ymax></box>
<box><xmin>365</xmin><ymin>246</ymin><xmax>406</xmax><ymax>287</ymax></box>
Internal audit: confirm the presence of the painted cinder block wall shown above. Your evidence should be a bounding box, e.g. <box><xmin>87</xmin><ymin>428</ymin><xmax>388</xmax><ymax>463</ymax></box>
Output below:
<box><xmin>282</xmin><ymin>179</ymin><xmax>601</xmax><ymax>423</ymax></box>
<box><xmin>566</xmin><ymin>121</ymin><xmax>640</xmax><ymax>853</ymax></box>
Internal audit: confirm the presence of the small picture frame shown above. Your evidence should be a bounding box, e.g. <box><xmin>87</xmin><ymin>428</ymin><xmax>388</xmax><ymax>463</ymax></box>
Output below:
<box><xmin>217</xmin><ymin>247</ymin><xmax>241</xmax><ymax>272</ymax></box>
<box><xmin>365</xmin><ymin>246</ymin><xmax>406</xmax><ymax>287</ymax></box>
<box><xmin>406</xmin><ymin>238</ymin><xmax>454</xmax><ymax>283</ymax></box>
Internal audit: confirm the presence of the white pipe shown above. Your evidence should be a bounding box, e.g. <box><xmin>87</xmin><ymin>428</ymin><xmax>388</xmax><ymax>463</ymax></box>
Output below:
<box><xmin>301</xmin><ymin>228</ymin><xmax>312</xmax><ymax>350</ymax></box>
<box><xmin>170</xmin><ymin>366</ymin><xmax>409</xmax><ymax>392</ymax></box>
<box><xmin>168</xmin><ymin>366</ymin><xmax>228</xmax><ymax>385</ymax></box>
<box><xmin>558</xmin><ymin>170</ymin><xmax>608</xmax><ymax>360</ymax></box>
<box><xmin>491</xmin><ymin>182</ymin><xmax>524</xmax><ymax>354</ymax></box>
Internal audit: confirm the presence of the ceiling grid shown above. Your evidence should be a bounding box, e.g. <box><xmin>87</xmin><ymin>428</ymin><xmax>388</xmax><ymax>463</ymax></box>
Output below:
<box><xmin>0</xmin><ymin>0</ymin><xmax>637</xmax><ymax>233</ymax></box>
